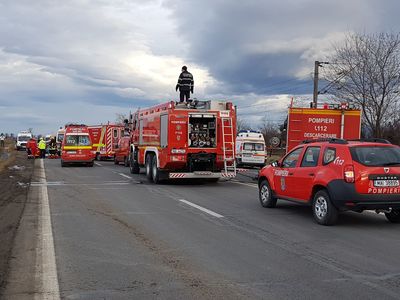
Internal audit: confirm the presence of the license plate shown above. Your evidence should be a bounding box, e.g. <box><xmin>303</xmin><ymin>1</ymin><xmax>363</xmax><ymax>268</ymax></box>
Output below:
<box><xmin>68</xmin><ymin>151</ymin><xmax>77</xmax><ymax>154</ymax></box>
<box><xmin>374</xmin><ymin>180</ymin><xmax>399</xmax><ymax>187</ymax></box>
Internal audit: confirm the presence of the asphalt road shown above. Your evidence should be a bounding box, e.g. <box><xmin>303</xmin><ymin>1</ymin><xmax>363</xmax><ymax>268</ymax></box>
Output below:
<box><xmin>4</xmin><ymin>159</ymin><xmax>400</xmax><ymax>299</ymax></box>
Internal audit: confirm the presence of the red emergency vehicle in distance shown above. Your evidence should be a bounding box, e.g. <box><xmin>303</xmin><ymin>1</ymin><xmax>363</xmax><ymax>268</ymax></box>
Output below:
<box><xmin>88</xmin><ymin>124</ymin><xmax>124</xmax><ymax>160</ymax></box>
<box><xmin>61</xmin><ymin>124</ymin><xmax>94</xmax><ymax>167</ymax></box>
<box><xmin>114</xmin><ymin>136</ymin><xmax>130</xmax><ymax>166</ymax></box>
<box><xmin>125</xmin><ymin>100</ymin><xmax>237</xmax><ymax>183</ymax></box>
<box><xmin>286</xmin><ymin>102</ymin><xmax>362</xmax><ymax>152</ymax></box>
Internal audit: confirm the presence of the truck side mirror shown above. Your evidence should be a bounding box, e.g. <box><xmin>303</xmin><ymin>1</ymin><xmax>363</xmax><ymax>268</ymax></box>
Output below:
<box><xmin>271</xmin><ymin>160</ymin><xmax>280</xmax><ymax>167</ymax></box>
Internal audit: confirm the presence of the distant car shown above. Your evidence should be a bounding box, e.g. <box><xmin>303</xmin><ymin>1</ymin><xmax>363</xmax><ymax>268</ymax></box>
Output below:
<box><xmin>114</xmin><ymin>136</ymin><xmax>130</xmax><ymax>167</ymax></box>
<box><xmin>258</xmin><ymin>138</ymin><xmax>400</xmax><ymax>225</ymax></box>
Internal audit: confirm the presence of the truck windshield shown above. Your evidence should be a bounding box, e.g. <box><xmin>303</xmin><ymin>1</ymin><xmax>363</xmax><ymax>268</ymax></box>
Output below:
<box><xmin>350</xmin><ymin>146</ymin><xmax>400</xmax><ymax>166</ymax></box>
<box><xmin>65</xmin><ymin>135</ymin><xmax>91</xmax><ymax>146</ymax></box>
<box><xmin>243</xmin><ymin>143</ymin><xmax>265</xmax><ymax>151</ymax></box>
<box><xmin>57</xmin><ymin>134</ymin><xmax>64</xmax><ymax>143</ymax></box>
<box><xmin>18</xmin><ymin>136</ymin><xmax>30</xmax><ymax>142</ymax></box>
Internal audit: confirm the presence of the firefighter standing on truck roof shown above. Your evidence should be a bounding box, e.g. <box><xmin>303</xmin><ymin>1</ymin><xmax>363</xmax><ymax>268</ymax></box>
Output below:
<box><xmin>176</xmin><ymin>66</ymin><xmax>194</xmax><ymax>103</ymax></box>
<box><xmin>38</xmin><ymin>138</ymin><xmax>46</xmax><ymax>159</ymax></box>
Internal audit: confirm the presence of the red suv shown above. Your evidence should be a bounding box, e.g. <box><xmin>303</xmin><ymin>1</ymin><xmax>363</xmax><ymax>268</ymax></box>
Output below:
<box><xmin>258</xmin><ymin>139</ymin><xmax>400</xmax><ymax>225</ymax></box>
<box><xmin>114</xmin><ymin>136</ymin><xmax>130</xmax><ymax>166</ymax></box>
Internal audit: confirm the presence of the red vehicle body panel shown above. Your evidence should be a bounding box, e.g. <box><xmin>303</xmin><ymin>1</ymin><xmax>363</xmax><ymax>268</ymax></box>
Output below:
<box><xmin>127</xmin><ymin>101</ymin><xmax>237</xmax><ymax>179</ymax></box>
<box><xmin>88</xmin><ymin>124</ymin><xmax>124</xmax><ymax>159</ymax></box>
<box><xmin>114</xmin><ymin>136</ymin><xmax>130</xmax><ymax>165</ymax></box>
<box><xmin>287</xmin><ymin>107</ymin><xmax>361</xmax><ymax>152</ymax></box>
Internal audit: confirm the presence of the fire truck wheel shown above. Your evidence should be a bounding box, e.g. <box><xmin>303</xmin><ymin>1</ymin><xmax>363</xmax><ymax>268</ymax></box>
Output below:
<box><xmin>152</xmin><ymin>156</ymin><xmax>162</xmax><ymax>184</ymax></box>
<box><xmin>123</xmin><ymin>156</ymin><xmax>129</xmax><ymax>167</ymax></box>
<box><xmin>145</xmin><ymin>154</ymin><xmax>153</xmax><ymax>180</ymax></box>
<box><xmin>114</xmin><ymin>156</ymin><xmax>119</xmax><ymax>165</ymax></box>
<box><xmin>312</xmin><ymin>190</ymin><xmax>338</xmax><ymax>226</ymax></box>
<box><xmin>129</xmin><ymin>153</ymin><xmax>140</xmax><ymax>174</ymax></box>
<box><xmin>259</xmin><ymin>180</ymin><xmax>277</xmax><ymax>208</ymax></box>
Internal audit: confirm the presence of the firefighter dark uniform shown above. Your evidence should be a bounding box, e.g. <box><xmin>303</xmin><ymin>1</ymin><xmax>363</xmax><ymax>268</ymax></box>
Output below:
<box><xmin>176</xmin><ymin>66</ymin><xmax>194</xmax><ymax>103</ymax></box>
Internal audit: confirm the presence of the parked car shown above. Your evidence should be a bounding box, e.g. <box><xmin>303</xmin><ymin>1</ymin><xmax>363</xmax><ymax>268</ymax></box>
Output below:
<box><xmin>114</xmin><ymin>136</ymin><xmax>130</xmax><ymax>167</ymax></box>
<box><xmin>258</xmin><ymin>138</ymin><xmax>400</xmax><ymax>225</ymax></box>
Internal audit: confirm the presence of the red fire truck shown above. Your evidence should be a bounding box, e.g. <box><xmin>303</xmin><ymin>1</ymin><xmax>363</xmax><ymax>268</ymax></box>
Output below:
<box><xmin>126</xmin><ymin>100</ymin><xmax>237</xmax><ymax>183</ymax></box>
<box><xmin>286</xmin><ymin>103</ymin><xmax>362</xmax><ymax>152</ymax></box>
<box><xmin>88</xmin><ymin>124</ymin><xmax>124</xmax><ymax>160</ymax></box>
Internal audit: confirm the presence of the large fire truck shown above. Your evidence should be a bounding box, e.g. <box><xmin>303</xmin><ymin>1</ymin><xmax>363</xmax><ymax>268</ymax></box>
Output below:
<box><xmin>125</xmin><ymin>100</ymin><xmax>237</xmax><ymax>183</ymax></box>
<box><xmin>88</xmin><ymin>124</ymin><xmax>124</xmax><ymax>160</ymax></box>
<box><xmin>286</xmin><ymin>103</ymin><xmax>362</xmax><ymax>152</ymax></box>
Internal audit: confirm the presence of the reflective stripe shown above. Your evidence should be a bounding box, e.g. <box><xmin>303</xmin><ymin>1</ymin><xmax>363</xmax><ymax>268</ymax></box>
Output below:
<box><xmin>63</xmin><ymin>146</ymin><xmax>92</xmax><ymax>150</ymax></box>
<box><xmin>93</xmin><ymin>143</ymin><xmax>105</xmax><ymax>147</ymax></box>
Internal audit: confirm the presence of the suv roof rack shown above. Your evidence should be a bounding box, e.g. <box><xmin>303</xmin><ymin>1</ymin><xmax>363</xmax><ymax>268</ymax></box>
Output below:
<box><xmin>301</xmin><ymin>138</ymin><xmax>348</xmax><ymax>145</ymax></box>
<box><xmin>347</xmin><ymin>138</ymin><xmax>391</xmax><ymax>144</ymax></box>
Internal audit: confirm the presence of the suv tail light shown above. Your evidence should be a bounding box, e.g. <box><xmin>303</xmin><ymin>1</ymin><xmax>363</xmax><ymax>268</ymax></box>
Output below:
<box><xmin>344</xmin><ymin>165</ymin><xmax>355</xmax><ymax>183</ymax></box>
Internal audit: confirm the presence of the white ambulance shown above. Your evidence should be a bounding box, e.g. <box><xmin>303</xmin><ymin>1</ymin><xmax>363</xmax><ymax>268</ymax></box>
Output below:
<box><xmin>235</xmin><ymin>130</ymin><xmax>266</xmax><ymax>167</ymax></box>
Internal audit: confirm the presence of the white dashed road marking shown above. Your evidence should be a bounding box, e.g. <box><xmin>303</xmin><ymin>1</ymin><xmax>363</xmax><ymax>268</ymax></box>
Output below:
<box><xmin>179</xmin><ymin>199</ymin><xmax>224</xmax><ymax>218</ymax></box>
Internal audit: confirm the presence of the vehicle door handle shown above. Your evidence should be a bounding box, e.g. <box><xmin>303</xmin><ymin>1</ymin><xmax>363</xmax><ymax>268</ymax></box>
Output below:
<box><xmin>309</xmin><ymin>173</ymin><xmax>315</xmax><ymax>176</ymax></box>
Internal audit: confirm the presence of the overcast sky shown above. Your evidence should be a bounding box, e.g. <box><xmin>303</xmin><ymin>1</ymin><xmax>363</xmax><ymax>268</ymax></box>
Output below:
<box><xmin>1</xmin><ymin>0</ymin><xmax>400</xmax><ymax>135</ymax></box>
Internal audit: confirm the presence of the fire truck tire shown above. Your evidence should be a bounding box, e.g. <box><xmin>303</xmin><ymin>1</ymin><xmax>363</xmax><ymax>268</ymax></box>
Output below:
<box><xmin>114</xmin><ymin>156</ymin><xmax>119</xmax><ymax>165</ymax></box>
<box><xmin>312</xmin><ymin>190</ymin><xmax>338</xmax><ymax>226</ymax></box>
<box><xmin>259</xmin><ymin>180</ymin><xmax>277</xmax><ymax>208</ymax></box>
<box><xmin>145</xmin><ymin>154</ymin><xmax>153</xmax><ymax>180</ymax></box>
<box><xmin>123</xmin><ymin>156</ymin><xmax>129</xmax><ymax>167</ymax></box>
<box><xmin>151</xmin><ymin>157</ymin><xmax>163</xmax><ymax>184</ymax></box>
<box><xmin>129</xmin><ymin>153</ymin><xmax>140</xmax><ymax>174</ymax></box>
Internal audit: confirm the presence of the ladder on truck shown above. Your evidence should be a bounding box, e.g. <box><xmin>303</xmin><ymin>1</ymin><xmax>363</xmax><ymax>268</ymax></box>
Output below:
<box><xmin>221</xmin><ymin>117</ymin><xmax>236</xmax><ymax>175</ymax></box>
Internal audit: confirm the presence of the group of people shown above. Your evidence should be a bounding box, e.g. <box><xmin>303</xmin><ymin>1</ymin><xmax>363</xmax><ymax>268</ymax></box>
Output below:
<box><xmin>27</xmin><ymin>136</ymin><xmax>57</xmax><ymax>159</ymax></box>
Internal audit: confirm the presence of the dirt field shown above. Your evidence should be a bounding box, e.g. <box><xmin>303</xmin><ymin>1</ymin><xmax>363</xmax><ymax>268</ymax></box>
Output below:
<box><xmin>0</xmin><ymin>143</ymin><xmax>34</xmax><ymax>294</ymax></box>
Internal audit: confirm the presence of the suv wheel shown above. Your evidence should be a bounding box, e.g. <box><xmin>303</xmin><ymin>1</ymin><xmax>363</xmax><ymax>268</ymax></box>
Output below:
<box><xmin>385</xmin><ymin>209</ymin><xmax>400</xmax><ymax>223</ymax></box>
<box><xmin>259</xmin><ymin>180</ymin><xmax>277</xmax><ymax>208</ymax></box>
<box><xmin>312</xmin><ymin>190</ymin><xmax>338</xmax><ymax>225</ymax></box>
<box><xmin>145</xmin><ymin>154</ymin><xmax>153</xmax><ymax>180</ymax></box>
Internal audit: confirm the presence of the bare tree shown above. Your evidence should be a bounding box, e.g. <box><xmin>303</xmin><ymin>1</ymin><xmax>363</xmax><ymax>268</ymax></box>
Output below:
<box><xmin>324</xmin><ymin>33</ymin><xmax>400</xmax><ymax>137</ymax></box>
<box><xmin>237</xmin><ymin>118</ymin><xmax>251</xmax><ymax>132</ymax></box>
<box><xmin>115</xmin><ymin>113</ymin><xmax>127</xmax><ymax>125</ymax></box>
<box><xmin>258</xmin><ymin>117</ymin><xmax>280</xmax><ymax>146</ymax></box>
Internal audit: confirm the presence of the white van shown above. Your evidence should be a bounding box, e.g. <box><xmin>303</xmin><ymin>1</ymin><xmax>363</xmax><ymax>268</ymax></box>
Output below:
<box><xmin>16</xmin><ymin>131</ymin><xmax>33</xmax><ymax>150</ymax></box>
<box><xmin>235</xmin><ymin>130</ymin><xmax>266</xmax><ymax>167</ymax></box>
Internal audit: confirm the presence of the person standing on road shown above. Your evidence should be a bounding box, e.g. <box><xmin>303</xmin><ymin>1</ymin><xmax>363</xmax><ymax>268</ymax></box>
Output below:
<box><xmin>0</xmin><ymin>133</ymin><xmax>5</xmax><ymax>148</ymax></box>
<box><xmin>175</xmin><ymin>66</ymin><xmax>194</xmax><ymax>103</ymax></box>
<box><xmin>38</xmin><ymin>137</ymin><xmax>46</xmax><ymax>159</ymax></box>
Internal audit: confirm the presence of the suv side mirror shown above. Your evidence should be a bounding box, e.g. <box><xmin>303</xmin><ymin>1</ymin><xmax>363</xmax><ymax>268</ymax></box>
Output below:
<box><xmin>271</xmin><ymin>160</ymin><xmax>280</xmax><ymax>167</ymax></box>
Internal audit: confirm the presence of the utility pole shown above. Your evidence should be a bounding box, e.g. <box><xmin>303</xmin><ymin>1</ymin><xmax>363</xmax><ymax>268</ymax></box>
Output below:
<box><xmin>313</xmin><ymin>61</ymin><xmax>329</xmax><ymax>108</ymax></box>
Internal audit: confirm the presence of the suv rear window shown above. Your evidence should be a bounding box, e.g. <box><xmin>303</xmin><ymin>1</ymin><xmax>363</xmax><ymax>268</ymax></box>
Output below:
<box><xmin>350</xmin><ymin>146</ymin><xmax>400</xmax><ymax>166</ymax></box>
